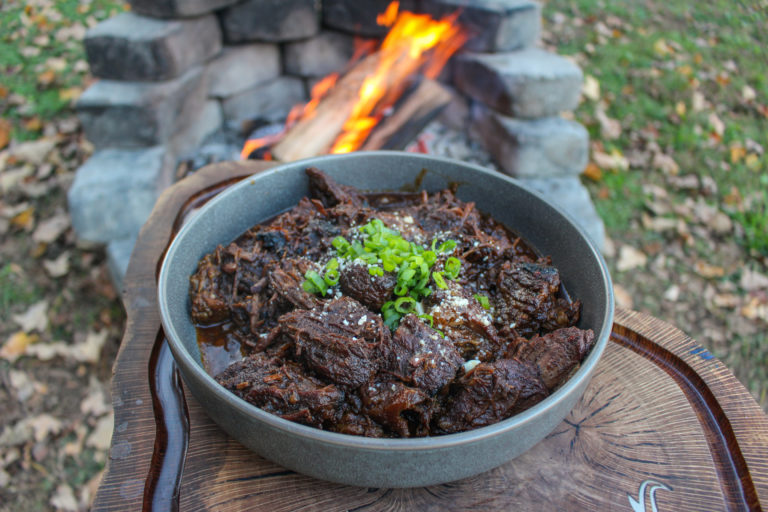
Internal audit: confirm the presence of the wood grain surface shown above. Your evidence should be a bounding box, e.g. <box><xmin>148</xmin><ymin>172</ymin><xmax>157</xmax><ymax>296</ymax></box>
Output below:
<box><xmin>93</xmin><ymin>161</ymin><xmax>768</xmax><ymax>512</ymax></box>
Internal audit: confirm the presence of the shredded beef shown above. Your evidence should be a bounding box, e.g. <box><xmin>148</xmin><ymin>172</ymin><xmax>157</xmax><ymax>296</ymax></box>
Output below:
<box><xmin>191</xmin><ymin>167</ymin><xmax>596</xmax><ymax>438</ymax></box>
<box><xmin>436</xmin><ymin>359</ymin><xmax>548</xmax><ymax>434</ymax></box>
<box><xmin>275</xmin><ymin>297</ymin><xmax>389</xmax><ymax>388</ymax></box>
<box><xmin>339</xmin><ymin>260</ymin><xmax>397</xmax><ymax>311</ymax></box>
<box><xmin>218</xmin><ymin>353</ymin><xmax>342</xmax><ymax>429</ymax></box>
<box><xmin>387</xmin><ymin>314</ymin><xmax>463</xmax><ymax>395</ymax></box>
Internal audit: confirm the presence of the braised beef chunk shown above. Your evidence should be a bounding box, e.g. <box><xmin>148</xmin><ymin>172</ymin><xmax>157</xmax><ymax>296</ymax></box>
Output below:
<box><xmin>218</xmin><ymin>353</ymin><xmax>342</xmax><ymax>428</ymax></box>
<box><xmin>436</xmin><ymin>359</ymin><xmax>548</xmax><ymax>434</ymax></box>
<box><xmin>339</xmin><ymin>260</ymin><xmax>397</xmax><ymax>311</ymax></box>
<box><xmin>513</xmin><ymin>327</ymin><xmax>596</xmax><ymax>390</ymax></box>
<box><xmin>190</xmin><ymin>251</ymin><xmax>232</xmax><ymax>324</ymax></box>
<box><xmin>333</xmin><ymin>411</ymin><xmax>386</xmax><ymax>438</ymax></box>
<box><xmin>307</xmin><ymin>166</ymin><xmax>364</xmax><ymax>208</ymax></box>
<box><xmin>360</xmin><ymin>380</ymin><xmax>433</xmax><ymax>437</ymax></box>
<box><xmin>267</xmin><ymin>258</ymin><xmax>321</xmax><ymax>311</ymax></box>
<box><xmin>388</xmin><ymin>315</ymin><xmax>463</xmax><ymax>395</ymax></box>
<box><xmin>426</xmin><ymin>281</ymin><xmax>502</xmax><ymax>361</ymax></box>
<box><xmin>197</xmin><ymin>167</ymin><xmax>595</xmax><ymax>438</ymax></box>
<box><xmin>277</xmin><ymin>297</ymin><xmax>389</xmax><ymax>388</ymax></box>
<box><xmin>494</xmin><ymin>260</ymin><xmax>581</xmax><ymax>337</ymax></box>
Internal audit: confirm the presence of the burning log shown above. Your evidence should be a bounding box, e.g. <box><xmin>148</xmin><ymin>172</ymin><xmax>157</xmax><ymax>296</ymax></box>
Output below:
<box><xmin>270</xmin><ymin>53</ymin><xmax>382</xmax><ymax>162</ymax></box>
<box><xmin>361</xmin><ymin>78</ymin><xmax>451</xmax><ymax>151</ymax></box>
<box><xmin>254</xmin><ymin>3</ymin><xmax>466</xmax><ymax>162</ymax></box>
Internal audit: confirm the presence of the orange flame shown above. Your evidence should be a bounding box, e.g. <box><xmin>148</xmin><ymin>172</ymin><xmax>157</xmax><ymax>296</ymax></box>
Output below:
<box><xmin>330</xmin><ymin>8</ymin><xmax>466</xmax><ymax>154</ymax></box>
<box><xmin>240</xmin><ymin>1</ymin><xmax>465</xmax><ymax>160</ymax></box>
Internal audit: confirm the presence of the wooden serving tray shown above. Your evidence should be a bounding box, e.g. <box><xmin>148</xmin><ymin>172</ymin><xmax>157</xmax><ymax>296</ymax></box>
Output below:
<box><xmin>93</xmin><ymin>161</ymin><xmax>768</xmax><ymax>511</ymax></box>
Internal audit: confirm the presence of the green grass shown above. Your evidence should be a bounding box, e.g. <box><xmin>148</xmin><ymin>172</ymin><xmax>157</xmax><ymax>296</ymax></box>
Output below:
<box><xmin>0</xmin><ymin>263</ymin><xmax>42</xmax><ymax>317</ymax></box>
<box><xmin>543</xmin><ymin>0</ymin><xmax>768</xmax><ymax>256</ymax></box>
<box><xmin>0</xmin><ymin>0</ymin><xmax>124</xmax><ymax>140</ymax></box>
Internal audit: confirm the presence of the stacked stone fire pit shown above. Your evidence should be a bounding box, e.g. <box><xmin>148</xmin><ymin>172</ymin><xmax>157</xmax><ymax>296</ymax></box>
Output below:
<box><xmin>68</xmin><ymin>0</ymin><xmax>604</xmax><ymax>288</ymax></box>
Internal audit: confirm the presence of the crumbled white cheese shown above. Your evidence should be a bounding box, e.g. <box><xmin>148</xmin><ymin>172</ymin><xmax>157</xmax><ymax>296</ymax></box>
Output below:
<box><xmin>358</xmin><ymin>315</ymin><xmax>367</xmax><ymax>325</ymax></box>
<box><xmin>463</xmin><ymin>359</ymin><xmax>481</xmax><ymax>372</ymax></box>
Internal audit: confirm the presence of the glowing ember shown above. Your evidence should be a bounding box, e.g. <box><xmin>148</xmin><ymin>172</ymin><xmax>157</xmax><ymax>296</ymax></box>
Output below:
<box><xmin>240</xmin><ymin>1</ymin><xmax>465</xmax><ymax>160</ymax></box>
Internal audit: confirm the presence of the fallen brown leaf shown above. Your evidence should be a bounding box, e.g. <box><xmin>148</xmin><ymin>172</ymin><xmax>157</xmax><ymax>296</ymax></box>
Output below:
<box><xmin>37</xmin><ymin>69</ymin><xmax>56</xmax><ymax>86</ymax></box>
<box><xmin>613</xmin><ymin>284</ymin><xmax>634</xmax><ymax>309</ymax></box>
<box><xmin>32</xmin><ymin>212</ymin><xmax>69</xmax><ymax>244</ymax></box>
<box><xmin>43</xmin><ymin>252</ymin><xmax>70</xmax><ymax>278</ymax></box>
<box><xmin>10</xmin><ymin>207</ymin><xmax>35</xmax><ymax>230</ymax></box>
<box><xmin>0</xmin><ymin>331</ymin><xmax>39</xmax><ymax>362</ymax></box>
<box><xmin>11</xmin><ymin>300</ymin><xmax>49</xmax><ymax>333</ymax></box>
<box><xmin>582</xmin><ymin>162</ymin><xmax>602</xmax><ymax>181</ymax></box>
<box><xmin>695</xmin><ymin>261</ymin><xmax>725</xmax><ymax>279</ymax></box>
<box><xmin>741</xmin><ymin>269</ymin><xmax>768</xmax><ymax>292</ymax></box>
<box><xmin>85</xmin><ymin>413</ymin><xmax>113</xmax><ymax>451</ymax></box>
<box><xmin>0</xmin><ymin>119</ymin><xmax>11</xmax><ymax>150</ymax></box>
<box><xmin>50</xmin><ymin>484</ymin><xmax>78</xmax><ymax>512</ymax></box>
<box><xmin>652</xmin><ymin>152</ymin><xmax>679</xmax><ymax>175</ymax></box>
<box><xmin>617</xmin><ymin>245</ymin><xmax>648</xmax><ymax>271</ymax></box>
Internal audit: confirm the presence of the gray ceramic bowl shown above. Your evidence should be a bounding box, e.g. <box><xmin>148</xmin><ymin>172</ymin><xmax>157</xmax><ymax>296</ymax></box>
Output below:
<box><xmin>158</xmin><ymin>151</ymin><xmax>614</xmax><ymax>488</ymax></box>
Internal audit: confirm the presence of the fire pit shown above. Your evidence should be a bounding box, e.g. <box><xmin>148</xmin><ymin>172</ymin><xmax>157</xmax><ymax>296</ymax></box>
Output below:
<box><xmin>67</xmin><ymin>0</ymin><xmax>604</xmax><ymax>288</ymax></box>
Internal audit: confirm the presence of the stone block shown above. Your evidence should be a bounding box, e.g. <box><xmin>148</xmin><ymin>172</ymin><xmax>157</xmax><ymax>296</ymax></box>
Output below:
<box><xmin>129</xmin><ymin>0</ymin><xmax>239</xmax><ymax>19</ymax></box>
<box><xmin>222</xmin><ymin>77</ymin><xmax>306</xmax><ymax>130</ymax></box>
<box><xmin>84</xmin><ymin>13</ymin><xmax>221</xmax><ymax>81</ymax></box>
<box><xmin>172</xmin><ymin>100</ymin><xmax>223</xmax><ymax>158</ymax></box>
<box><xmin>68</xmin><ymin>147</ymin><xmax>175</xmax><ymax>243</ymax></box>
<box><xmin>471</xmin><ymin>109</ymin><xmax>588</xmax><ymax>177</ymax></box>
<box><xmin>322</xmin><ymin>0</ymin><xmax>418</xmax><ymax>37</ymax></box>
<box><xmin>207</xmin><ymin>45</ymin><xmax>280</xmax><ymax>98</ymax></box>
<box><xmin>284</xmin><ymin>31</ymin><xmax>355</xmax><ymax>77</ymax></box>
<box><xmin>107</xmin><ymin>235</ymin><xmax>137</xmax><ymax>294</ymax></box>
<box><xmin>419</xmin><ymin>0</ymin><xmax>540</xmax><ymax>52</ymax></box>
<box><xmin>519</xmin><ymin>176</ymin><xmax>605</xmax><ymax>251</ymax></box>
<box><xmin>77</xmin><ymin>66</ymin><xmax>207</xmax><ymax>149</ymax></box>
<box><xmin>454</xmin><ymin>49</ymin><xmax>583</xmax><ymax>118</ymax></box>
<box><xmin>220</xmin><ymin>0</ymin><xmax>319</xmax><ymax>43</ymax></box>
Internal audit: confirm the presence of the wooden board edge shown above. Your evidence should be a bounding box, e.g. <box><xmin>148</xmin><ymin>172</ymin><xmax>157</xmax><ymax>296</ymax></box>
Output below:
<box><xmin>613</xmin><ymin>308</ymin><xmax>768</xmax><ymax>508</ymax></box>
<box><xmin>93</xmin><ymin>161</ymin><xmax>277</xmax><ymax>511</ymax></box>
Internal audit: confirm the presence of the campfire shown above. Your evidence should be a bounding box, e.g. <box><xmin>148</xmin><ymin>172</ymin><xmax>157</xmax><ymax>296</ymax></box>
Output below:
<box><xmin>240</xmin><ymin>1</ymin><xmax>467</xmax><ymax>161</ymax></box>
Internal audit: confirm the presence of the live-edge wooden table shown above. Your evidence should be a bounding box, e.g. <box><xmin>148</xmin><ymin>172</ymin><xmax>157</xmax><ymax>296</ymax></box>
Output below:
<box><xmin>93</xmin><ymin>161</ymin><xmax>768</xmax><ymax>511</ymax></box>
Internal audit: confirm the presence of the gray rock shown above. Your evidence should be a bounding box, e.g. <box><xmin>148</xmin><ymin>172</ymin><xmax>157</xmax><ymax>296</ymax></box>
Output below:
<box><xmin>220</xmin><ymin>0</ymin><xmax>319</xmax><ymax>43</ymax></box>
<box><xmin>419</xmin><ymin>0</ymin><xmax>540</xmax><ymax>52</ymax></box>
<box><xmin>519</xmin><ymin>176</ymin><xmax>605</xmax><ymax>251</ymax></box>
<box><xmin>207</xmin><ymin>45</ymin><xmax>280</xmax><ymax>98</ymax></box>
<box><xmin>172</xmin><ymin>100</ymin><xmax>223</xmax><ymax>158</ymax></box>
<box><xmin>107</xmin><ymin>235</ymin><xmax>138</xmax><ymax>294</ymax></box>
<box><xmin>454</xmin><ymin>49</ymin><xmax>583</xmax><ymax>118</ymax></box>
<box><xmin>84</xmin><ymin>13</ymin><xmax>221</xmax><ymax>81</ymax></box>
<box><xmin>284</xmin><ymin>31</ymin><xmax>355</xmax><ymax>77</ymax></box>
<box><xmin>222</xmin><ymin>77</ymin><xmax>306</xmax><ymax>130</ymax></box>
<box><xmin>437</xmin><ymin>86</ymin><xmax>470</xmax><ymax>131</ymax></box>
<box><xmin>322</xmin><ymin>0</ymin><xmax>418</xmax><ymax>37</ymax></box>
<box><xmin>68</xmin><ymin>147</ymin><xmax>175</xmax><ymax>243</ymax></box>
<box><xmin>129</xmin><ymin>0</ymin><xmax>239</xmax><ymax>18</ymax></box>
<box><xmin>471</xmin><ymin>109</ymin><xmax>588</xmax><ymax>177</ymax></box>
<box><xmin>77</xmin><ymin>66</ymin><xmax>207</xmax><ymax>149</ymax></box>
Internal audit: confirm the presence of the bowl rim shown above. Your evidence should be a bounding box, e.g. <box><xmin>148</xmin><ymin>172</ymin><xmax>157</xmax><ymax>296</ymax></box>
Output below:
<box><xmin>158</xmin><ymin>150</ymin><xmax>614</xmax><ymax>451</ymax></box>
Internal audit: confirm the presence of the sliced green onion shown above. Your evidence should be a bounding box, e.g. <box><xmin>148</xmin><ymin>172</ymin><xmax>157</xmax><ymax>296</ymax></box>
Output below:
<box><xmin>326</xmin><ymin>257</ymin><xmax>339</xmax><ymax>270</ymax></box>
<box><xmin>418</xmin><ymin>313</ymin><xmax>434</xmax><ymax>327</ymax></box>
<box><xmin>304</xmin><ymin>270</ymin><xmax>328</xmax><ymax>296</ymax></box>
<box><xmin>438</xmin><ymin>239</ymin><xmax>457</xmax><ymax>254</ymax></box>
<box><xmin>368</xmin><ymin>265</ymin><xmax>384</xmax><ymax>277</ymax></box>
<box><xmin>324</xmin><ymin>268</ymin><xmax>339</xmax><ymax>286</ymax></box>
<box><xmin>432</xmin><ymin>271</ymin><xmax>447</xmax><ymax>289</ymax></box>
<box><xmin>444</xmin><ymin>257</ymin><xmax>461</xmax><ymax>279</ymax></box>
<box><xmin>394</xmin><ymin>282</ymin><xmax>409</xmax><ymax>296</ymax></box>
<box><xmin>394</xmin><ymin>296</ymin><xmax>417</xmax><ymax>314</ymax></box>
<box><xmin>474</xmin><ymin>293</ymin><xmax>490</xmax><ymax>310</ymax></box>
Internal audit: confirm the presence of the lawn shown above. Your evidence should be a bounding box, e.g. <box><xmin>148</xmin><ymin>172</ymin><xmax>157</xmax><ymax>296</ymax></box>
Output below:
<box><xmin>541</xmin><ymin>0</ymin><xmax>768</xmax><ymax>404</ymax></box>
